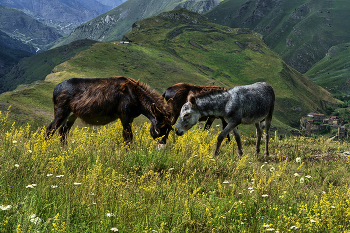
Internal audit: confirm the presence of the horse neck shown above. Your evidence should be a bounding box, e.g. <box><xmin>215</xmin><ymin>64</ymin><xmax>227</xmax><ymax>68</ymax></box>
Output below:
<box><xmin>196</xmin><ymin>91</ymin><xmax>230</xmax><ymax>117</ymax></box>
<box><xmin>135</xmin><ymin>85</ymin><xmax>164</xmax><ymax>121</ymax></box>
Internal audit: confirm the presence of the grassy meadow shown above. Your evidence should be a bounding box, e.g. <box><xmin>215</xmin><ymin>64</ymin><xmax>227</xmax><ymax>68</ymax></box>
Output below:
<box><xmin>2</xmin><ymin>109</ymin><xmax>350</xmax><ymax>232</ymax></box>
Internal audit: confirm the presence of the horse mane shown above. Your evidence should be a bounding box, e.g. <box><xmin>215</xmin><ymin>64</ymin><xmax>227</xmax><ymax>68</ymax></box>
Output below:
<box><xmin>197</xmin><ymin>85</ymin><xmax>225</xmax><ymax>94</ymax></box>
<box><xmin>127</xmin><ymin>78</ymin><xmax>170</xmax><ymax>115</ymax></box>
<box><xmin>193</xmin><ymin>87</ymin><xmax>227</xmax><ymax>100</ymax></box>
<box><xmin>174</xmin><ymin>83</ymin><xmax>225</xmax><ymax>91</ymax></box>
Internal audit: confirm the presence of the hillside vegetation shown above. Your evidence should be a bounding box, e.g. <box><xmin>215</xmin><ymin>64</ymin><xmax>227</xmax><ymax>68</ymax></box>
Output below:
<box><xmin>0</xmin><ymin>9</ymin><xmax>337</xmax><ymax>132</ymax></box>
<box><xmin>205</xmin><ymin>0</ymin><xmax>350</xmax><ymax>74</ymax></box>
<box><xmin>0</xmin><ymin>31</ymin><xmax>33</xmax><ymax>83</ymax></box>
<box><xmin>306</xmin><ymin>43</ymin><xmax>350</xmax><ymax>95</ymax></box>
<box><xmin>1</xmin><ymin>109</ymin><xmax>350</xmax><ymax>232</ymax></box>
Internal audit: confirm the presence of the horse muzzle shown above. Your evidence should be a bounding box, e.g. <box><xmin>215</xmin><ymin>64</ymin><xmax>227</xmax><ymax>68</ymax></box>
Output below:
<box><xmin>175</xmin><ymin>128</ymin><xmax>184</xmax><ymax>136</ymax></box>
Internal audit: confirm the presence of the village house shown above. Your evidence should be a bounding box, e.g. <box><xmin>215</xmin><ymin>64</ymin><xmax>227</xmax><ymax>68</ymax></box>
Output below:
<box><xmin>307</xmin><ymin>112</ymin><xmax>326</xmax><ymax>121</ymax></box>
<box><xmin>300</xmin><ymin>113</ymin><xmax>347</xmax><ymax>139</ymax></box>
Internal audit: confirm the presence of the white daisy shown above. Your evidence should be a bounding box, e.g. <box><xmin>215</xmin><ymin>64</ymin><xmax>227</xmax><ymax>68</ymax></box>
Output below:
<box><xmin>0</xmin><ymin>205</ymin><xmax>12</xmax><ymax>210</ymax></box>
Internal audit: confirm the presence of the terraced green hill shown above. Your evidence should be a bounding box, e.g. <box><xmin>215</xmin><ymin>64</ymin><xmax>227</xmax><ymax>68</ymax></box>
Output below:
<box><xmin>0</xmin><ymin>9</ymin><xmax>337</xmax><ymax>133</ymax></box>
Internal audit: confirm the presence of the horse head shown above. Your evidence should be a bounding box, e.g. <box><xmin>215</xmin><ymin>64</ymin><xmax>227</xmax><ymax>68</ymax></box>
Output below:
<box><xmin>175</xmin><ymin>92</ymin><xmax>201</xmax><ymax>136</ymax></box>
<box><xmin>150</xmin><ymin>103</ymin><xmax>173</xmax><ymax>139</ymax></box>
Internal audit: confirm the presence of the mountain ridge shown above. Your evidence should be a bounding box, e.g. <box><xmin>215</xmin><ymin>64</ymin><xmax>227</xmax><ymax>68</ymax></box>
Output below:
<box><xmin>55</xmin><ymin>0</ymin><xmax>221</xmax><ymax>47</ymax></box>
<box><xmin>0</xmin><ymin>0</ymin><xmax>126</xmax><ymax>35</ymax></box>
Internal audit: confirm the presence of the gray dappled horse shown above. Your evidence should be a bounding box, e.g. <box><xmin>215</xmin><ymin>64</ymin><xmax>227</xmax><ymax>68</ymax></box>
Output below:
<box><xmin>175</xmin><ymin>82</ymin><xmax>275</xmax><ymax>158</ymax></box>
<box><xmin>159</xmin><ymin>83</ymin><xmax>230</xmax><ymax>144</ymax></box>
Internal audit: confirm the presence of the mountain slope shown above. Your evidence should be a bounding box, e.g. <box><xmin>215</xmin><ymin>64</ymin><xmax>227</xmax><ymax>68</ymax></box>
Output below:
<box><xmin>0</xmin><ymin>5</ymin><xmax>62</xmax><ymax>52</ymax></box>
<box><xmin>56</xmin><ymin>0</ymin><xmax>221</xmax><ymax>47</ymax></box>
<box><xmin>306</xmin><ymin>43</ymin><xmax>350</xmax><ymax>95</ymax></box>
<box><xmin>0</xmin><ymin>30</ymin><xmax>33</xmax><ymax>92</ymax></box>
<box><xmin>0</xmin><ymin>0</ymin><xmax>125</xmax><ymax>35</ymax></box>
<box><xmin>205</xmin><ymin>0</ymin><xmax>350</xmax><ymax>73</ymax></box>
<box><xmin>1</xmin><ymin>39</ymin><xmax>97</xmax><ymax>94</ymax></box>
<box><xmin>0</xmin><ymin>9</ymin><xmax>337</xmax><ymax>131</ymax></box>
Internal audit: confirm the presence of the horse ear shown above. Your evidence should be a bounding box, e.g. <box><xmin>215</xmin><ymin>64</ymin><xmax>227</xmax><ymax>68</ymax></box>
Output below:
<box><xmin>187</xmin><ymin>92</ymin><xmax>196</xmax><ymax>105</ymax></box>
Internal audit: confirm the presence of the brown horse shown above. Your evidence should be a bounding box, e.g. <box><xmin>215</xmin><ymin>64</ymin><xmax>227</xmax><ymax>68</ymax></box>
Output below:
<box><xmin>46</xmin><ymin>76</ymin><xmax>173</xmax><ymax>144</ymax></box>
<box><xmin>159</xmin><ymin>83</ymin><xmax>230</xmax><ymax>144</ymax></box>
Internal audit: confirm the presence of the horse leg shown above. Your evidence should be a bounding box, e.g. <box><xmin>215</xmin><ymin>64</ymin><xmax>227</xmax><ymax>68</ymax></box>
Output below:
<box><xmin>158</xmin><ymin>131</ymin><xmax>169</xmax><ymax>144</ymax></box>
<box><xmin>221</xmin><ymin>117</ymin><xmax>231</xmax><ymax>142</ymax></box>
<box><xmin>58</xmin><ymin>114</ymin><xmax>77</xmax><ymax>144</ymax></box>
<box><xmin>232</xmin><ymin>127</ymin><xmax>243</xmax><ymax>157</ymax></box>
<box><xmin>214</xmin><ymin>122</ymin><xmax>236</xmax><ymax>156</ymax></box>
<box><xmin>204</xmin><ymin>116</ymin><xmax>215</xmax><ymax>130</ymax></box>
<box><xmin>121</xmin><ymin>119</ymin><xmax>133</xmax><ymax>145</ymax></box>
<box><xmin>255</xmin><ymin>122</ymin><xmax>262</xmax><ymax>156</ymax></box>
<box><xmin>45</xmin><ymin>108</ymin><xmax>71</xmax><ymax>140</ymax></box>
<box><xmin>264</xmin><ymin>117</ymin><xmax>272</xmax><ymax>159</ymax></box>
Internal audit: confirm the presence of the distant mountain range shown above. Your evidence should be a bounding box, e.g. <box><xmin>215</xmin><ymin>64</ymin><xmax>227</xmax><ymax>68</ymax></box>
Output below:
<box><xmin>55</xmin><ymin>0</ymin><xmax>221</xmax><ymax>47</ymax></box>
<box><xmin>0</xmin><ymin>4</ymin><xmax>63</xmax><ymax>87</ymax></box>
<box><xmin>0</xmin><ymin>5</ymin><xmax>62</xmax><ymax>52</ymax></box>
<box><xmin>0</xmin><ymin>0</ymin><xmax>126</xmax><ymax>35</ymax></box>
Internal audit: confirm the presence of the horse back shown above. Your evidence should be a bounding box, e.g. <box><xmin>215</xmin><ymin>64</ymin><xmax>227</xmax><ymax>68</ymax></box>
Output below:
<box><xmin>229</xmin><ymin>82</ymin><xmax>275</xmax><ymax>123</ymax></box>
<box><xmin>52</xmin><ymin>77</ymin><xmax>138</xmax><ymax>124</ymax></box>
<box><xmin>163</xmin><ymin>83</ymin><xmax>225</xmax><ymax>113</ymax></box>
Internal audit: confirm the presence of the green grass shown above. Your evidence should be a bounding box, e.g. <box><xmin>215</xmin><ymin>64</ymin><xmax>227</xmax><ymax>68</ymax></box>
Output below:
<box><xmin>2</xmin><ymin>108</ymin><xmax>350</xmax><ymax>232</ymax></box>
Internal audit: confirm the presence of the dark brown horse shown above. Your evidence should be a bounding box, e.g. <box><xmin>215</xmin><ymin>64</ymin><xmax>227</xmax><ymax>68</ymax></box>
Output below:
<box><xmin>46</xmin><ymin>76</ymin><xmax>173</xmax><ymax>144</ymax></box>
<box><xmin>159</xmin><ymin>83</ymin><xmax>230</xmax><ymax>144</ymax></box>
